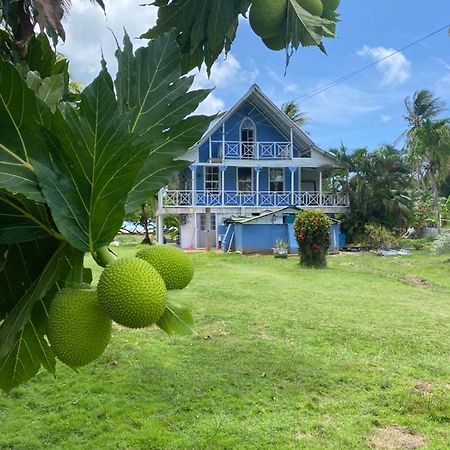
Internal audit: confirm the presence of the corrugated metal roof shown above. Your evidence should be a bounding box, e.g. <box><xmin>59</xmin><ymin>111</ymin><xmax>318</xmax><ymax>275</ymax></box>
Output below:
<box><xmin>225</xmin><ymin>206</ymin><xmax>341</xmax><ymax>224</ymax></box>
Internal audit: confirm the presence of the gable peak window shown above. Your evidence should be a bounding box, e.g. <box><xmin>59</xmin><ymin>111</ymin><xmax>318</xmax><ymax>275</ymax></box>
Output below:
<box><xmin>240</xmin><ymin>118</ymin><xmax>256</xmax><ymax>159</ymax></box>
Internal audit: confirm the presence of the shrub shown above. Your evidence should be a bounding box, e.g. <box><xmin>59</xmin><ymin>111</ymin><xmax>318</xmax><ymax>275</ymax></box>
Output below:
<box><xmin>431</xmin><ymin>233</ymin><xmax>450</xmax><ymax>255</ymax></box>
<box><xmin>294</xmin><ymin>210</ymin><xmax>331</xmax><ymax>268</ymax></box>
<box><xmin>364</xmin><ymin>224</ymin><xmax>399</xmax><ymax>249</ymax></box>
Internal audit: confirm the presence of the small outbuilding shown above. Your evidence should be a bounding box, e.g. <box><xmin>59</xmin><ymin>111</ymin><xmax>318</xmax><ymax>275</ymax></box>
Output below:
<box><xmin>220</xmin><ymin>206</ymin><xmax>342</xmax><ymax>254</ymax></box>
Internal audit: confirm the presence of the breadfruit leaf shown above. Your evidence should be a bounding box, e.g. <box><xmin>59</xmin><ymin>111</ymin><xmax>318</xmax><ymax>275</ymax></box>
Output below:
<box><xmin>26</xmin><ymin>72</ymin><xmax>65</xmax><ymax>112</ymax></box>
<box><xmin>157</xmin><ymin>300</ymin><xmax>195</xmax><ymax>336</ymax></box>
<box><xmin>32</xmin><ymin>64</ymin><xmax>148</xmax><ymax>253</ymax></box>
<box><xmin>0</xmin><ymin>238</ymin><xmax>59</xmax><ymax>319</ymax></box>
<box><xmin>0</xmin><ymin>60</ymin><xmax>47</xmax><ymax>202</ymax></box>
<box><xmin>0</xmin><ymin>246</ymin><xmax>7</xmax><ymax>272</ymax></box>
<box><xmin>126</xmin><ymin>115</ymin><xmax>212</xmax><ymax>212</ymax></box>
<box><xmin>114</xmin><ymin>32</ymin><xmax>213</xmax><ymax>212</ymax></box>
<box><xmin>0</xmin><ymin>319</ymin><xmax>55</xmax><ymax>393</ymax></box>
<box><xmin>0</xmin><ymin>190</ymin><xmax>57</xmax><ymax>244</ymax></box>
<box><xmin>0</xmin><ymin>240</ymin><xmax>69</xmax><ymax>358</ymax></box>
<box><xmin>141</xmin><ymin>0</ymin><xmax>250</xmax><ymax>74</ymax></box>
<box><xmin>286</xmin><ymin>0</ymin><xmax>333</xmax><ymax>51</ymax></box>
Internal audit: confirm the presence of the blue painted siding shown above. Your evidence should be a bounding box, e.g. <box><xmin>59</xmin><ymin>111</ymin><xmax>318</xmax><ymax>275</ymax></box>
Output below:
<box><xmin>225</xmin><ymin>167</ymin><xmax>236</xmax><ymax>191</ymax></box>
<box><xmin>222</xmin><ymin>222</ymin><xmax>341</xmax><ymax>254</ymax></box>
<box><xmin>234</xmin><ymin>224</ymin><xmax>289</xmax><ymax>253</ymax></box>
<box><xmin>197</xmin><ymin>99</ymin><xmax>302</xmax><ymax>163</ymax></box>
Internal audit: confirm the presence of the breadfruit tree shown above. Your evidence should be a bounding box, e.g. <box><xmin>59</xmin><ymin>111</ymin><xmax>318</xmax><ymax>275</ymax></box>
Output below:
<box><xmin>0</xmin><ymin>0</ymin><xmax>341</xmax><ymax>391</ymax></box>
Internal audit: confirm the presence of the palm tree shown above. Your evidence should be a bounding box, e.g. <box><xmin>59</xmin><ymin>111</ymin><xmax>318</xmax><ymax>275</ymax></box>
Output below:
<box><xmin>333</xmin><ymin>145</ymin><xmax>414</xmax><ymax>238</ymax></box>
<box><xmin>281</xmin><ymin>100</ymin><xmax>310</xmax><ymax>127</ymax></box>
<box><xmin>409</xmin><ymin>119</ymin><xmax>450</xmax><ymax>232</ymax></box>
<box><xmin>404</xmin><ymin>90</ymin><xmax>448</xmax><ymax>232</ymax></box>
<box><xmin>404</xmin><ymin>90</ymin><xmax>445</xmax><ymax>131</ymax></box>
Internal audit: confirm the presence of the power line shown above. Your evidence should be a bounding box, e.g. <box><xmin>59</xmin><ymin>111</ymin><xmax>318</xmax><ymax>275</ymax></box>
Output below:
<box><xmin>295</xmin><ymin>23</ymin><xmax>450</xmax><ymax>103</ymax></box>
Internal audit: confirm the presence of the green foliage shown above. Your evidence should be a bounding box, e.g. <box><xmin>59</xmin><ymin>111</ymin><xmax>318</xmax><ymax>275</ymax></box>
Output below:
<box><xmin>364</xmin><ymin>224</ymin><xmax>399</xmax><ymax>249</ymax></box>
<box><xmin>143</xmin><ymin>0</ymin><xmax>338</xmax><ymax>73</ymax></box>
<box><xmin>274</xmin><ymin>239</ymin><xmax>288</xmax><ymax>250</ymax></box>
<box><xmin>431</xmin><ymin>233</ymin><xmax>450</xmax><ymax>255</ymax></box>
<box><xmin>294</xmin><ymin>210</ymin><xmax>331</xmax><ymax>268</ymax></box>
<box><xmin>137</xmin><ymin>245</ymin><xmax>194</xmax><ymax>290</ymax></box>
<box><xmin>48</xmin><ymin>288</ymin><xmax>112</xmax><ymax>367</ymax></box>
<box><xmin>404</xmin><ymin>90</ymin><xmax>449</xmax><ymax>231</ymax></box>
<box><xmin>157</xmin><ymin>300</ymin><xmax>195</xmax><ymax>336</ymax></box>
<box><xmin>0</xmin><ymin>0</ymin><xmax>105</xmax><ymax>48</ymax></box>
<box><xmin>0</xmin><ymin>241</ymin><xmax>79</xmax><ymax>391</ymax></box>
<box><xmin>97</xmin><ymin>257</ymin><xmax>167</xmax><ymax>329</ymax></box>
<box><xmin>0</xmin><ymin>31</ymin><xmax>212</xmax><ymax>390</ymax></box>
<box><xmin>332</xmin><ymin>145</ymin><xmax>413</xmax><ymax>240</ymax></box>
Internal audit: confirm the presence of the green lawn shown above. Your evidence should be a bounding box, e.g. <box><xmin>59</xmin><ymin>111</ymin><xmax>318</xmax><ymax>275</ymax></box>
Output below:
<box><xmin>1</xmin><ymin>244</ymin><xmax>449</xmax><ymax>449</ymax></box>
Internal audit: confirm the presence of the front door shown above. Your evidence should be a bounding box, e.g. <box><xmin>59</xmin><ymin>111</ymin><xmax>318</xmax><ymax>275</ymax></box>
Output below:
<box><xmin>197</xmin><ymin>213</ymin><xmax>217</xmax><ymax>248</ymax></box>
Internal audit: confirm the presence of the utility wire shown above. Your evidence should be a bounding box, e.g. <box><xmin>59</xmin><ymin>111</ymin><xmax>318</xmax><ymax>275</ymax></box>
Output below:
<box><xmin>296</xmin><ymin>23</ymin><xmax>450</xmax><ymax>103</ymax></box>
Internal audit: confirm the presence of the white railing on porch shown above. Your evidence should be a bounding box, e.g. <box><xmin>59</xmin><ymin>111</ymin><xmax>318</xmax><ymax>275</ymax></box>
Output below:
<box><xmin>162</xmin><ymin>190</ymin><xmax>349</xmax><ymax>208</ymax></box>
<box><xmin>211</xmin><ymin>141</ymin><xmax>293</xmax><ymax>160</ymax></box>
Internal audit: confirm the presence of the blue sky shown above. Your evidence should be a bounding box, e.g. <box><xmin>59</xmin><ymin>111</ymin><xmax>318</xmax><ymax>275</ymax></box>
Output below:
<box><xmin>62</xmin><ymin>0</ymin><xmax>450</xmax><ymax>151</ymax></box>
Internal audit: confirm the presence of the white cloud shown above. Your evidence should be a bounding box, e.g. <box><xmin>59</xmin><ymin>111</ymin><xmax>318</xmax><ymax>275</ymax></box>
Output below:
<box><xmin>357</xmin><ymin>45</ymin><xmax>411</xmax><ymax>85</ymax></box>
<box><xmin>191</xmin><ymin>53</ymin><xmax>259</xmax><ymax>116</ymax></box>
<box><xmin>193</xmin><ymin>54</ymin><xmax>259</xmax><ymax>90</ymax></box>
<box><xmin>194</xmin><ymin>93</ymin><xmax>226</xmax><ymax>116</ymax></box>
<box><xmin>61</xmin><ymin>0</ymin><xmax>157</xmax><ymax>83</ymax></box>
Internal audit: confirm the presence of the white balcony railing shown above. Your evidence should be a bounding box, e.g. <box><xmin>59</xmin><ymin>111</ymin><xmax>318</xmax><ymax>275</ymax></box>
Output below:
<box><xmin>210</xmin><ymin>141</ymin><xmax>293</xmax><ymax>160</ymax></box>
<box><xmin>161</xmin><ymin>190</ymin><xmax>349</xmax><ymax>208</ymax></box>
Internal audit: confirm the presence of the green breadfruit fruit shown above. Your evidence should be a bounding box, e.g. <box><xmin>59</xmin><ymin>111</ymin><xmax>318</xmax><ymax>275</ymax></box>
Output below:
<box><xmin>136</xmin><ymin>245</ymin><xmax>194</xmax><ymax>290</ymax></box>
<box><xmin>97</xmin><ymin>257</ymin><xmax>167</xmax><ymax>328</ymax></box>
<box><xmin>262</xmin><ymin>34</ymin><xmax>286</xmax><ymax>51</ymax></box>
<box><xmin>48</xmin><ymin>288</ymin><xmax>112</xmax><ymax>368</ymax></box>
<box><xmin>296</xmin><ymin>0</ymin><xmax>323</xmax><ymax>16</ymax></box>
<box><xmin>321</xmin><ymin>0</ymin><xmax>339</xmax><ymax>10</ymax></box>
<box><xmin>249</xmin><ymin>0</ymin><xmax>288</xmax><ymax>39</ymax></box>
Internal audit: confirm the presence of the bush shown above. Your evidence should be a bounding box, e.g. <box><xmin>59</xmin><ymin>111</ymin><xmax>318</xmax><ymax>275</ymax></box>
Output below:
<box><xmin>431</xmin><ymin>233</ymin><xmax>450</xmax><ymax>255</ymax></box>
<box><xmin>294</xmin><ymin>210</ymin><xmax>331</xmax><ymax>268</ymax></box>
<box><xmin>364</xmin><ymin>224</ymin><xmax>399</xmax><ymax>249</ymax></box>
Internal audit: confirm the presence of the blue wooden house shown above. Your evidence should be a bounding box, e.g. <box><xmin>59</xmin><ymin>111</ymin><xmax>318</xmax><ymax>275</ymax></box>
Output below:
<box><xmin>156</xmin><ymin>85</ymin><xmax>349</xmax><ymax>250</ymax></box>
<box><xmin>221</xmin><ymin>206</ymin><xmax>343</xmax><ymax>254</ymax></box>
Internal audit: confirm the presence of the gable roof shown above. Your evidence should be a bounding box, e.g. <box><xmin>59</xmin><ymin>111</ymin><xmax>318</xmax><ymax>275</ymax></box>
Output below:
<box><xmin>195</xmin><ymin>84</ymin><xmax>339</xmax><ymax>165</ymax></box>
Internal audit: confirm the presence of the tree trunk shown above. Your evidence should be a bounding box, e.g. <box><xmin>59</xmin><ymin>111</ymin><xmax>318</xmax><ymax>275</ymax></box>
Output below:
<box><xmin>430</xmin><ymin>172</ymin><xmax>441</xmax><ymax>234</ymax></box>
<box><xmin>141</xmin><ymin>204</ymin><xmax>151</xmax><ymax>244</ymax></box>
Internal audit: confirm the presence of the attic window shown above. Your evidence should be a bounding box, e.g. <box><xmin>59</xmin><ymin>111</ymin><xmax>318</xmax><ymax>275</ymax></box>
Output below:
<box><xmin>240</xmin><ymin>118</ymin><xmax>256</xmax><ymax>143</ymax></box>
<box><xmin>240</xmin><ymin>118</ymin><xmax>256</xmax><ymax>159</ymax></box>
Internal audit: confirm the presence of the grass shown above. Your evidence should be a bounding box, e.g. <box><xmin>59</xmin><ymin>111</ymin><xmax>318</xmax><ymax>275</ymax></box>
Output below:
<box><xmin>0</xmin><ymin>244</ymin><xmax>449</xmax><ymax>449</ymax></box>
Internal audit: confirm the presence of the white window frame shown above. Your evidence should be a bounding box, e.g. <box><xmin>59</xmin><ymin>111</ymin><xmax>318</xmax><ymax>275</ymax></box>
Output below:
<box><xmin>204</xmin><ymin>166</ymin><xmax>220</xmax><ymax>192</ymax></box>
<box><xmin>269</xmin><ymin>168</ymin><xmax>285</xmax><ymax>192</ymax></box>
<box><xmin>236</xmin><ymin>167</ymin><xmax>253</xmax><ymax>193</ymax></box>
<box><xmin>239</xmin><ymin>117</ymin><xmax>257</xmax><ymax>143</ymax></box>
<box><xmin>239</xmin><ymin>118</ymin><xmax>256</xmax><ymax>159</ymax></box>
<box><xmin>199</xmin><ymin>213</ymin><xmax>216</xmax><ymax>231</ymax></box>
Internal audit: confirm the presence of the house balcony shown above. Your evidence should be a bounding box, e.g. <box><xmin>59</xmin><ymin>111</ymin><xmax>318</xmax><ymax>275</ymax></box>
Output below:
<box><xmin>161</xmin><ymin>190</ymin><xmax>349</xmax><ymax>209</ymax></box>
<box><xmin>210</xmin><ymin>141</ymin><xmax>293</xmax><ymax>160</ymax></box>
